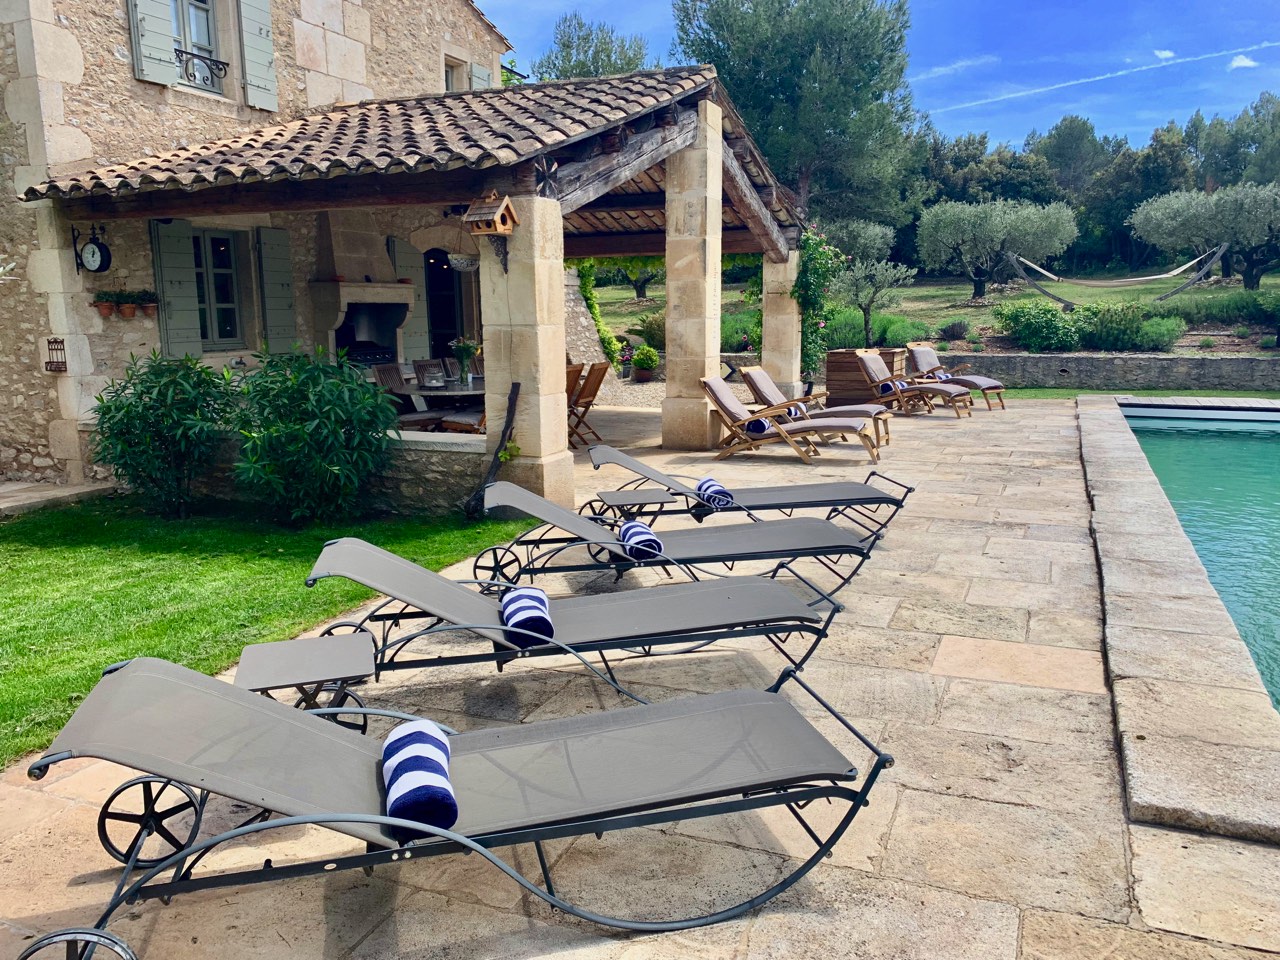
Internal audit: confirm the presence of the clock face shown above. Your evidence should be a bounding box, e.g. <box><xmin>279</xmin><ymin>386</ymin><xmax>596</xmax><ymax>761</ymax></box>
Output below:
<box><xmin>81</xmin><ymin>239</ymin><xmax>111</xmax><ymax>273</ymax></box>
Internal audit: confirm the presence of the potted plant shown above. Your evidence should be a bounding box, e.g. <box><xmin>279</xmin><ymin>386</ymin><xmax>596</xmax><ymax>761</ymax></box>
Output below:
<box><xmin>116</xmin><ymin>290</ymin><xmax>138</xmax><ymax>319</ymax></box>
<box><xmin>632</xmin><ymin>344</ymin><xmax>660</xmax><ymax>383</ymax></box>
<box><xmin>91</xmin><ymin>290</ymin><xmax>117</xmax><ymax>318</ymax></box>
<box><xmin>449</xmin><ymin>336</ymin><xmax>481</xmax><ymax>384</ymax></box>
<box><xmin>136</xmin><ymin>289</ymin><xmax>159</xmax><ymax>318</ymax></box>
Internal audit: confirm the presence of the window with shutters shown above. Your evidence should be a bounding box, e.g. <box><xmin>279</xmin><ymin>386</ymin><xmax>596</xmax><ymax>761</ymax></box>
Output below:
<box><xmin>171</xmin><ymin>0</ymin><xmax>225</xmax><ymax>93</ymax></box>
<box><xmin>444</xmin><ymin>58</ymin><xmax>464</xmax><ymax>92</ymax></box>
<box><xmin>192</xmin><ymin>230</ymin><xmax>246</xmax><ymax>349</ymax></box>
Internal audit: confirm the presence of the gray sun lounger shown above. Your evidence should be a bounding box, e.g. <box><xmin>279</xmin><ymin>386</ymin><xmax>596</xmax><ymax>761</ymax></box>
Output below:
<box><xmin>585</xmin><ymin>444</ymin><xmax>913</xmax><ymax>538</ymax></box>
<box><xmin>22</xmin><ymin>658</ymin><xmax>892</xmax><ymax>958</ymax></box>
<box><xmin>481</xmin><ymin>481</ymin><xmax>878</xmax><ymax>605</ymax></box>
<box><xmin>306</xmin><ymin>537</ymin><xmax>839</xmax><ymax>678</ymax></box>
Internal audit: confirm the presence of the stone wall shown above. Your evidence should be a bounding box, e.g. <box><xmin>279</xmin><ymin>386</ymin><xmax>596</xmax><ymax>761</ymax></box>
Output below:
<box><xmin>563</xmin><ymin>267</ymin><xmax>606</xmax><ymax>366</ymax></box>
<box><xmin>938</xmin><ymin>352</ymin><xmax>1280</xmax><ymax>390</ymax></box>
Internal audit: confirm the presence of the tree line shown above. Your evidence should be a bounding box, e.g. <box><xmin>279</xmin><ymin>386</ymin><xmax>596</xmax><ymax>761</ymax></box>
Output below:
<box><xmin>528</xmin><ymin>3</ymin><xmax>1280</xmax><ymax>290</ymax></box>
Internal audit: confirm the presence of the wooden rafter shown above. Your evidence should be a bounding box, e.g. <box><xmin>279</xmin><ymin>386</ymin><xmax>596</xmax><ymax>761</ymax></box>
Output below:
<box><xmin>557</xmin><ymin>110</ymin><xmax>698</xmax><ymax>216</ymax></box>
<box><xmin>564</xmin><ymin>228</ymin><xmax>767</xmax><ymax>259</ymax></box>
<box><xmin>721</xmin><ymin>146</ymin><xmax>789</xmax><ymax>263</ymax></box>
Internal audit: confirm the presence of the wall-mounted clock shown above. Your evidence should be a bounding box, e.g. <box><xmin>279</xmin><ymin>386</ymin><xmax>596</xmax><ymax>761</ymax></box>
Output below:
<box><xmin>72</xmin><ymin>224</ymin><xmax>111</xmax><ymax>274</ymax></box>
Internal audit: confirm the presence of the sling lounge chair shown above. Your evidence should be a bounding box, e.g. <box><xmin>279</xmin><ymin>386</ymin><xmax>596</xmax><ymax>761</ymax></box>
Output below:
<box><xmin>482</xmin><ymin>481</ymin><xmax>879</xmax><ymax>605</ymax></box>
<box><xmin>741</xmin><ymin>365</ymin><xmax>894</xmax><ymax>447</ymax></box>
<box><xmin>20</xmin><ymin>658</ymin><xmax>891</xmax><ymax>959</ymax></box>
<box><xmin>907</xmin><ymin>342</ymin><xmax>1006</xmax><ymax>411</ymax></box>
<box><xmin>307</xmin><ymin>537</ymin><xmax>840</xmax><ymax>678</ymax></box>
<box><xmin>854</xmin><ymin>349</ymin><xmax>973</xmax><ymax>418</ymax></box>
<box><xmin>585</xmin><ymin>444</ymin><xmax>913</xmax><ymax>538</ymax></box>
<box><xmin>702</xmin><ymin>376</ymin><xmax>879</xmax><ymax>464</ymax></box>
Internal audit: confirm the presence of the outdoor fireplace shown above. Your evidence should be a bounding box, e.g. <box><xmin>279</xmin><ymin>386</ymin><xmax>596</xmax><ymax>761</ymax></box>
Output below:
<box><xmin>333</xmin><ymin>301</ymin><xmax>408</xmax><ymax>366</ymax></box>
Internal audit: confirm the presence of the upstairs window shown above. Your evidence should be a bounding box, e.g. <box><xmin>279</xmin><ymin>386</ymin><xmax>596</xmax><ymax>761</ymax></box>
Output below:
<box><xmin>444</xmin><ymin>58</ymin><xmax>464</xmax><ymax>92</ymax></box>
<box><xmin>171</xmin><ymin>0</ymin><xmax>223</xmax><ymax>93</ymax></box>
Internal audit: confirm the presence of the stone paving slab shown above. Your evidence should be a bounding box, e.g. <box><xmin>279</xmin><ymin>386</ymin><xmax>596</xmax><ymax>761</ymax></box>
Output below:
<box><xmin>1021</xmin><ymin>910</ymin><xmax>1275</xmax><ymax>959</ymax></box>
<box><xmin>0</xmin><ymin>480</ymin><xmax>114</xmax><ymax>516</ymax></box>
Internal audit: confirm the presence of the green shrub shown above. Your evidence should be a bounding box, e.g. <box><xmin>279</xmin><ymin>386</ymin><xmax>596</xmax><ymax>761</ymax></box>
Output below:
<box><xmin>1136</xmin><ymin>316</ymin><xmax>1187</xmax><ymax>352</ymax></box>
<box><xmin>935</xmin><ymin>341</ymin><xmax>949</xmax><ymax>351</ymax></box>
<box><xmin>235</xmin><ymin>350</ymin><xmax>398</xmax><ymax>522</ymax></box>
<box><xmin>1199</xmin><ymin>337</ymin><xmax>1216</xmax><ymax>349</ymax></box>
<box><xmin>1234</xmin><ymin>326</ymin><xmax>1251</xmax><ymax>338</ymax></box>
<box><xmin>1156</xmin><ymin>291</ymin><xmax>1280</xmax><ymax>329</ymax></box>
<box><xmin>720</xmin><ymin>310</ymin><xmax>762</xmax><ymax>352</ymax></box>
<box><xmin>575</xmin><ymin>263</ymin><xmax>620</xmax><ymax>367</ymax></box>
<box><xmin>938</xmin><ymin>319</ymin><xmax>970</xmax><ymax>341</ymax></box>
<box><xmin>626</xmin><ymin>312</ymin><xmax>665</xmax><ymax>351</ymax></box>
<box><xmin>970</xmin><ymin>343</ymin><xmax>986</xmax><ymax>352</ymax></box>
<box><xmin>821</xmin><ymin>308</ymin><xmax>868</xmax><ymax>349</ymax></box>
<box><xmin>632</xmin><ymin>345</ymin><xmax>661</xmax><ymax>370</ymax></box>
<box><xmin>93</xmin><ymin>351</ymin><xmax>234</xmax><ymax>519</ymax></box>
<box><xmin>1261</xmin><ymin>335</ymin><xmax>1278</xmax><ymax>349</ymax></box>
<box><xmin>1076</xmin><ymin>301</ymin><xmax>1145</xmax><ymax>351</ymax></box>
<box><xmin>881</xmin><ymin>319</ymin><xmax>933</xmax><ymax>348</ymax></box>
<box><xmin>992</xmin><ymin>299</ymin><xmax>1082</xmax><ymax>352</ymax></box>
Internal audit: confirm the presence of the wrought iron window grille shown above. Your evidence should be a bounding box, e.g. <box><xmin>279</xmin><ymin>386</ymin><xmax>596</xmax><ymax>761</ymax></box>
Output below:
<box><xmin>45</xmin><ymin>337</ymin><xmax>67</xmax><ymax>373</ymax></box>
<box><xmin>173</xmin><ymin>48</ymin><xmax>229</xmax><ymax>89</ymax></box>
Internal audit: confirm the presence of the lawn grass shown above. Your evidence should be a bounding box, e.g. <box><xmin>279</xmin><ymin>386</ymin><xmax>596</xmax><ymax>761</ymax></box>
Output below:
<box><xmin>0</xmin><ymin>497</ymin><xmax>533</xmax><ymax>767</ymax></box>
<box><xmin>1002</xmin><ymin>388</ymin><xmax>1280</xmax><ymax>400</ymax></box>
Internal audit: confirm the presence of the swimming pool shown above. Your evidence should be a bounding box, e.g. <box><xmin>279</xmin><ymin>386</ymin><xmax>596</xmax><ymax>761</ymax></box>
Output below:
<box><xmin>1126</xmin><ymin>413</ymin><xmax>1280</xmax><ymax>706</ymax></box>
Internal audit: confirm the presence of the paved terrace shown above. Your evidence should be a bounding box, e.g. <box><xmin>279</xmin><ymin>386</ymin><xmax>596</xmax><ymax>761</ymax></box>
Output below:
<box><xmin>3</xmin><ymin>400</ymin><xmax>1279</xmax><ymax>959</ymax></box>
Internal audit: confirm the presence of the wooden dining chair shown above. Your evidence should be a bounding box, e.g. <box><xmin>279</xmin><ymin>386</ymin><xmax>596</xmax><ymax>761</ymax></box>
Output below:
<box><xmin>565</xmin><ymin>363</ymin><xmax>585</xmax><ymax>447</ymax></box>
<box><xmin>569</xmin><ymin>361</ymin><xmax>610</xmax><ymax>448</ymax></box>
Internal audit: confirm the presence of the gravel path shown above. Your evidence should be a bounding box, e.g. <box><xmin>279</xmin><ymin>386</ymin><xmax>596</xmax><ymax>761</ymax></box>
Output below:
<box><xmin>598</xmin><ymin>374</ymin><xmax>758</xmax><ymax>409</ymax></box>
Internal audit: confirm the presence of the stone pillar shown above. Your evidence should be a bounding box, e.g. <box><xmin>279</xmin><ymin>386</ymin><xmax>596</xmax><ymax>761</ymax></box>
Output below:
<box><xmin>478</xmin><ymin>196</ymin><xmax>575</xmax><ymax>507</ymax></box>
<box><xmin>761</xmin><ymin>250</ymin><xmax>803</xmax><ymax>398</ymax></box>
<box><xmin>662</xmin><ymin>99</ymin><xmax>723</xmax><ymax>450</ymax></box>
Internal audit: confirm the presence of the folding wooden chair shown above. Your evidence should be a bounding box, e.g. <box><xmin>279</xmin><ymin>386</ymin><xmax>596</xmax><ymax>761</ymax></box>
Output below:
<box><xmin>568</xmin><ymin>361</ymin><xmax>609</xmax><ymax>448</ymax></box>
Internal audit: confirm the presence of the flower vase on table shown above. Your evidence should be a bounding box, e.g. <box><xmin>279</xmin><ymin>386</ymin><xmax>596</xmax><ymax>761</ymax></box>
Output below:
<box><xmin>449</xmin><ymin>337</ymin><xmax>480</xmax><ymax>388</ymax></box>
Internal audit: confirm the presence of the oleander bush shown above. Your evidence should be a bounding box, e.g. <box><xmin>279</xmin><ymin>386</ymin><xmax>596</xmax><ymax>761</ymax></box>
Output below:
<box><xmin>93</xmin><ymin>351</ymin><xmax>234</xmax><ymax>519</ymax></box>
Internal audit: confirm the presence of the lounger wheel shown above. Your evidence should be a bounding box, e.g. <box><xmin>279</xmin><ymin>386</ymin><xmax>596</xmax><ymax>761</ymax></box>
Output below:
<box><xmin>296</xmin><ymin>684</ymin><xmax>368</xmax><ymax>735</ymax></box>
<box><xmin>97</xmin><ymin>776</ymin><xmax>201</xmax><ymax>868</ymax></box>
<box><xmin>472</xmin><ymin>546</ymin><xmax>522</xmax><ymax>595</ymax></box>
<box><xmin>17</xmin><ymin>928</ymin><xmax>137</xmax><ymax>960</ymax></box>
<box><xmin>577</xmin><ymin>499</ymin><xmax>620</xmax><ymax>521</ymax></box>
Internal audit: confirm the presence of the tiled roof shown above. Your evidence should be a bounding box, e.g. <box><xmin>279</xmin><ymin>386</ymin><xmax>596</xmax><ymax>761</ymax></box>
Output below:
<box><xmin>25</xmin><ymin>68</ymin><xmax>717</xmax><ymax>201</ymax></box>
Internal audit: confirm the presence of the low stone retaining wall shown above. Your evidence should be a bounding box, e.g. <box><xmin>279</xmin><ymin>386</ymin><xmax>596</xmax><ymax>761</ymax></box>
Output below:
<box><xmin>1077</xmin><ymin>396</ymin><xmax>1280</xmax><ymax>843</ymax></box>
<box><xmin>946</xmin><ymin>352</ymin><xmax>1279</xmax><ymax>389</ymax></box>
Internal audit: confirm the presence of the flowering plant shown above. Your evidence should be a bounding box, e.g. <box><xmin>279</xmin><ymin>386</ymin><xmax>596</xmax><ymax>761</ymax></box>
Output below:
<box><xmin>449</xmin><ymin>336</ymin><xmax>481</xmax><ymax>370</ymax></box>
<box><xmin>618</xmin><ymin>340</ymin><xmax>636</xmax><ymax>363</ymax></box>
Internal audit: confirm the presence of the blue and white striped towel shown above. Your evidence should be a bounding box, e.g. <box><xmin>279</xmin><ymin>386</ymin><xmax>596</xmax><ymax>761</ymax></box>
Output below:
<box><xmin>745</xmin><ymin>418</ymin><xmax>770</xmax><ymax>434</ymax></box>
<box><xmin>935</xmin><ymin>371</ymin><xmax>952</xmax><ymax>380</ymax></box>
<box><xmin>879</xmin><ymin>379</ymin><xmax>910</xmax><ymax>395</ymax></box>
<box><xmin>786</xmin><ymin>401</ymin><xmax>807</xmax><ymax>417</ymax></box>
<box><xmin>383</xmin><ymin>719</ymin><xmax>457</xmax><ymax>835</ymax></box>
<box><xmin>696</xmin><ymin>477</ymin><xmax>735</xmax><ymax>510</ymax></box>
<box><xmin>501</xmin><ymin>586</ymin><xmax>554</xmax><ymax>649</ymax></box>
<box><xmin>619</xmin><ymin>519</ymin><xmax>664</xmax><ymax>561</ymax></box>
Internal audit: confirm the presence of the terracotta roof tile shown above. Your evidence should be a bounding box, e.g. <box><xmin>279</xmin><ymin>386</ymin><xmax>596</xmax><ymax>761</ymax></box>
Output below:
<box><xmin>26</xmin><ymin>67</ymin><xmax>718</xmax><ymax>201</ymax></box>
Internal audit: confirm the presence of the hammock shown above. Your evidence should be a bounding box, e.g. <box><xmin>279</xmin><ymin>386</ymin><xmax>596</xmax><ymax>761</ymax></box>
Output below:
<box><xmin>1016</xmin><ymin>249</ymin><xmax>1216</xmax><ymax>288</ymax></box>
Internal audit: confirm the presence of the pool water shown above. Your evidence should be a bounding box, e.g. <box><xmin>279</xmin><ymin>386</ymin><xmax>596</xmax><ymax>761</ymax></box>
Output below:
<box><xmin>1130</xmin><ymin>418</ymin><xmax>1280</xmax><ymax>706</ymax></box>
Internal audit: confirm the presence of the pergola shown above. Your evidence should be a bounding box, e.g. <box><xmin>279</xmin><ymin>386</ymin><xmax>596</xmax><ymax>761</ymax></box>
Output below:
<box><xmin>25</xmin><ymin>67</ymin><xmax>806</xmax><ymax>505</ymax></box>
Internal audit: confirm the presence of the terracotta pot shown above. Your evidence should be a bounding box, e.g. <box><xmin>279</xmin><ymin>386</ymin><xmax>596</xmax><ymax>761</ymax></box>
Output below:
<box><xmin>141</xmin><ymin>303</ymin><xmax>158</xmax><ymax>318</ymax></box>
<box><xmin>93</xmin><ymin>301</ymin><xmax>114</xmax><ymax>318</ymax></box>
<box><xmin>632</xmin><ymin>368</ymin><xmax>655</xmax><ymax>383</ymax></box>
<box><xmin>117</xmin><ymin>304</ymin><xmax>137</xmax><ymax>318</ymax></box>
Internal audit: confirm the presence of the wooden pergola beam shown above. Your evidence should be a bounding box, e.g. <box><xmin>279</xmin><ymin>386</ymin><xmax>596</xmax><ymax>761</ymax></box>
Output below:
<box><xmin>579</xmin><ymin>191</ymin><xmax>666</xmax><ymax>213</ymax></box>
<box><xmin>721</xmin><ymin>147</ymin><xmax>789</xmax><ymax>263</ymax></box>
<box><xmin>564</xmin><ymin>228</ymin><xmax>765</xmax><ymax>259</ymax></box>
<box><xmin>556</xmin><ymin>110</ymin><xmax>697</xmax><ymax>216</ymax></box>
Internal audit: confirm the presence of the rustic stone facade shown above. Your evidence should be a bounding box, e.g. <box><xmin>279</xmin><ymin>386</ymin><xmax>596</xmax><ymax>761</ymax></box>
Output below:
<box><xmin>0</xmin><ymin>0</ymin><xmax>507</xmax><ymax>481</ymax></box>
<box><xmin>563</xmin><ymin>267</ymin><xmax>607</xmax><ymax>367</ymax></box>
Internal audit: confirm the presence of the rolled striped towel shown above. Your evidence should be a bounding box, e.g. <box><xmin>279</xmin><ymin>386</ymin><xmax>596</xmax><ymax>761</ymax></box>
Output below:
<box><xmin>383</xmin><ymin>719</ymin><xmax>457</xmax><ymax>836</ymax></box>
<box><xmin>745</xmin><ymin>418</ymin><xmax>769</xmax><ymax>434</ymax></box>
<box><xmin>879</xmin><ymin>379</ymin><xmax>910</xmax><ymax>396</ymax></box>
<box><xmin>619</xmin><ymin>519</ymin><xmax>664</xmax><ymax>561</ymax></box>
<box><xmin>501</xmin><ymin>586</ymin><xmax>553</xmax><ymax>649</ymax></box>
<box><xmin>935</xmin><ymin>371</ymin><xmax>952</xmax><ymax>380</ymax></box>
<box><xmin>786</xmin><ymin>401</ymin><xmax>807</xmax><ymax>418</ymax></box>
<box><xmin>696</xmin><ymin>477</ymin><xmax>735</xmax><ymax>510</ymax></box>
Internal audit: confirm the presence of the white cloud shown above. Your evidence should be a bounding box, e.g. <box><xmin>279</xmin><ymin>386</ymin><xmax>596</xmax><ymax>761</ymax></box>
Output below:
<box><xmin>931</xmin><ymin>41</ymin><xmax>1280</xmax><ymax>114</ymax></box>
<box><xmin>1154</xmin><ymin>49</ymin><xmax>1175</xmax><ymax>60</ymax></box>
<box><xmin>908</xmin><ymin>55</ymin><xmax>999</xmax><ymax>83</ymax></box>
<box><xmin>1229</xmin><ymin>55</ymin><xmax>1260</xmax><ymax>69</ymax></box>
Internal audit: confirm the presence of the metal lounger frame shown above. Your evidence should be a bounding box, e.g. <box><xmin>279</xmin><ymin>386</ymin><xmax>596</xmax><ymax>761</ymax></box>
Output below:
<box><xmin>306</xmin><ymin>539</ymin><xmax>839</xmax><ymax>682</ymax></box>
<box><xmin>584</xmin><ymin>443</ymin><xmax>914</xmax><ymax>538</ymax></box>
<box><xmin>21</xmin><ymin>663</ymin><xmax>893</xmax><ymax>959</ymax></box>
<box><xmin>481</xmin><ymin>481</ymin><xmax>879</xmax><ymax>607</ymax></box>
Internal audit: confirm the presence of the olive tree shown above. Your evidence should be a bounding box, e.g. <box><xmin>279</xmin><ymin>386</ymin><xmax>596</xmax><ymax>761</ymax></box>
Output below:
<box><xmin>917</xmin><ymin>200</ymin><xmax>1078</xmax><ymax>299</ymax></box>
<box><xmin>828</xmin><ymin>259</ymin><xmax>916</xmax><ymax>349</ymax></box>
<box><xmin>1131</xmin><ymin>183</ymin><xmax>1280</xmax><ymax>290</ymax></box>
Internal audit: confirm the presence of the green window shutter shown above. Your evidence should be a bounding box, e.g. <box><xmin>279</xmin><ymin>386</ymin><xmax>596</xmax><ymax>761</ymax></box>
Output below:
<box><xmin>150</xmin><ymin>219</ymin><xmax>202</xmax><ymax>358</ymax></box>
<box><xmin>389</xmin><ymin>237</ymin><xmax>430</xmax><ymax>360</ymax></box>
<box><xmin>469</xmin><ymin>64</ymin><xmax>492</xmax><ymax>90</ymax></box>
<box><xmin>256</xmin><ymin>227</ymin><xmax>297</xmax><ymax>354</ymax></box>
<box><xmin>128</xmin><ymin>0</ymin><xmax>178</xmax><ymax>85</ymax></box>
<box><xmin>239</xmin><ymin>0</ymin><xmax>278</xmax><ymax>111</ymax></box>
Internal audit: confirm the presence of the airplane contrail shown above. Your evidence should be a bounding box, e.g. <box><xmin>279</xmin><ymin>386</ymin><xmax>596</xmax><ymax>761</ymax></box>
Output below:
<box><xmin>930</xmin><ymin>41</ymin><xmax>1280</xmax><ymax>114</ymax></box>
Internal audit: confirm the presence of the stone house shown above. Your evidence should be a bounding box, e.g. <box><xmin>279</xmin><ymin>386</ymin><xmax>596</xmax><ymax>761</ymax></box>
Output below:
<box><xmin>0</xmin><ymin>0</ymin><xmax>509</xmax><ymax>481</ymax></box>
<box><xmin>2</xmin><ymin>0</ymin><xmax>805</xmax><ymax>504</ymax></box>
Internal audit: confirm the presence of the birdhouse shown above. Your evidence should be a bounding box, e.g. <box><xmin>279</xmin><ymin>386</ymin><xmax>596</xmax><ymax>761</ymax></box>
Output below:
<box><xmin>462</xmin><ymin>191</ymin><xmax>519</xmax><ymax>236</ymax></box>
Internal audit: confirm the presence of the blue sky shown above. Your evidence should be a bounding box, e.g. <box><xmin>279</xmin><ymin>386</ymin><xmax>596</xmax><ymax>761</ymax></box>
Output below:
<box><xmin>484</xmin><ymin>0</ymin><xmax>1280</xmax><ymax>147</ymax></box>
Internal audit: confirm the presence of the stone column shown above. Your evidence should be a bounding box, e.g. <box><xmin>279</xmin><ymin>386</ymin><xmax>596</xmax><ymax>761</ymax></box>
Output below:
<box><xmin>662</xmin><ymin>99</ymin><xmax>723</xmax><ymax>450</ymax></box>
<box><xmin>761</xmin><ymin>250</ymin><xmax>803</xmax><ymax>398</ymax></box>
<box><xmin>478</xmin><ymin>196</ymin><xmax>575</xmax><ymax>506</ymax></box>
